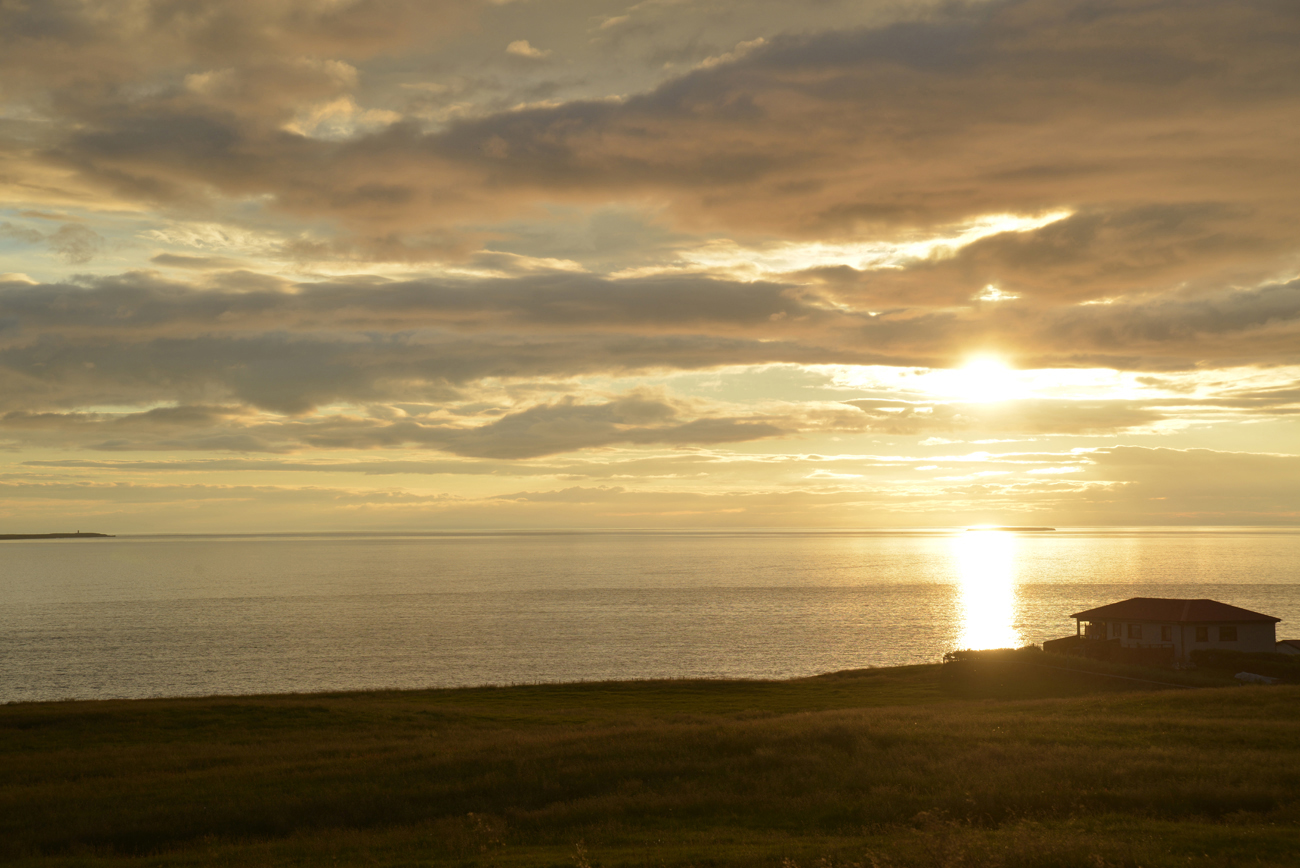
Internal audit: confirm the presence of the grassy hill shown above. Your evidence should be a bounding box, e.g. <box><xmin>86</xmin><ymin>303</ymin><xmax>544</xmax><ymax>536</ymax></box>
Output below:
<box><xmin>2</xmin><ymin>651</ymin><xmax>1297</xmax><ymax>867</ymax></box>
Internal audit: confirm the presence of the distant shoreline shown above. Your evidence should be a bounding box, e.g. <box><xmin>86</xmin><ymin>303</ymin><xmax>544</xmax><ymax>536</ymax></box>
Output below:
<box><xmin>0</xmin><ymin>532</ymin><xmax>115</xmax><ymax>540</ymax></box>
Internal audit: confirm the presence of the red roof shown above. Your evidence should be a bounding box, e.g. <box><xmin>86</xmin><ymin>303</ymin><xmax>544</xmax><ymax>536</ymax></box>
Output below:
<box><xmin>1071</xmin><ymin>597</ymin><xmax>1280</xmax><ymax>624</ymax></box>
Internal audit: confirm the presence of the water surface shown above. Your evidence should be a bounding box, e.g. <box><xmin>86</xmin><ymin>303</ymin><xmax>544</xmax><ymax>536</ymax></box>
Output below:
<box><xmin>2</xmin><ymin>528</ymin><xmax>1297</xmax><ymax>702</ymax></box>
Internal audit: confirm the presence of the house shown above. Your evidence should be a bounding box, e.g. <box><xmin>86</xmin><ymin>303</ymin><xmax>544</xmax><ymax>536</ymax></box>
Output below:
<box><xmin>1066</xmin><ymin>597</ymin><xmax>1280</xmax><ymax>662</ymax></box>
<box><xmin>1278</xmin><ymin>639</ymin><xmax>1300</xmax><ymax>656</ymax></box>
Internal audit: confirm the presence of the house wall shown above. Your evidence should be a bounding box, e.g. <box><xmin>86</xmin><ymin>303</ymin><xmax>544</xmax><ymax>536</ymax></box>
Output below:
<box><xmin>1097</xmin><ymin>619</ymin><xmax>1276</xmax><ymax>659</ymax></box>
<box><xmin>1182</xmin><ymin>622</ymin><xmax>1276</xmax><ymax>655</ymax></box>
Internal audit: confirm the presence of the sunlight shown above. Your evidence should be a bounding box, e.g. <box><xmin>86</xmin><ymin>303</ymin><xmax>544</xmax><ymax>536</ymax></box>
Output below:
<box><xmin>949</xmin><ymin>357</ymin><xmax>1022</xmax><ymax>403</ymax></box>
<box><xmin>669</xmin><ymin>210</ymin><xmax>1072</xmax><ymax>277</ymax></box>
<box><xmin>814</xmin><ymin>362</ymin><xmax>1175</xmax><ymax>403</ymax></box>
<box><xmin>953</xmin><ymin>530</ymin><xmax>1022</xmax><ymax>651</ymax></box>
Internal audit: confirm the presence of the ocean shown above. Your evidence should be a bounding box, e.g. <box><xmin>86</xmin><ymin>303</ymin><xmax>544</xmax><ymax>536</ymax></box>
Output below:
<box><xmin>2</xmin><ymin>528</ymin><xmax>1297</xmax><ymax>703</ymax></box>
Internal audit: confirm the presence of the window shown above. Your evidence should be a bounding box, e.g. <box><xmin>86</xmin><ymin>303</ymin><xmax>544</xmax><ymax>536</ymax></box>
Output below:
<box><xmin>1161</xmin><ymin>625</ymin><xmax>1172</xmax><ymax>642</ymax></box>
<box><xmin>1219</xmin><ymin>626</ymin><xmax>1238</xmax><ymax>642</ymax></box>
<box><xmin>1195</xmin><ymin>626</ymin><xmax>1209</xmax><ymax>642</ymax></box>
<box><xmin>1128</xmin><ymin>624</ymin><xmax>1142</xmax><ymax>640</ymax></box>
<box><xmin>1112</xmin><ymin>622</ymin><xmax>1122</xmax><ymax>638</ymax></box>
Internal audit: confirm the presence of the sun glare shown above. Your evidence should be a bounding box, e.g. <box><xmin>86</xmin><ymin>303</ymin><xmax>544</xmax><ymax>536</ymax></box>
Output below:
<box><xmin>951</xmin><ymin>357</ymin><xmax>1021</xmax><ymax>403</ymax></box>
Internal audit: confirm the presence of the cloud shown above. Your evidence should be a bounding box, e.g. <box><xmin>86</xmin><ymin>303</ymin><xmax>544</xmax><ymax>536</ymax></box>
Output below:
<box><xmin>0</xmin><ymin>270</ymin><xmax>824</xmax><ymax>334</ymax></box>
<box><xmin>505</xmin><ymin>40</ymin><xmax>551</xmax><ymax>59</ymax></box>
<box><xmin>417</xmin><ymin>0</ymin><xmax>1300</xmax><ymax>247</ymax></box>
<box><xmin>414</xmin><ymin>396</ymin><xmax>783</xmax><ymax>458</ymax></box>
<box><xmin>6</xmin><ymin>443</ymin><xmax>1297</xmax><ymax>531</ymax></box>
<box><xmin>0</xmin><ymin>394</ymin><xmax>785</xmax><ymax>458</ymax></box>
<box><xmin>185</xmin><ymin>58</ymin><xmax>362</xmax><ymax>122</ymax></box>
<box><xmin>46</xmin><ymin>224</ymin><xmax>107</xmax><ymax>264</ymax></box>
<box><xmin>0</xmin><ymin>270</ymin><xmax>856</xmax><ymax>412</ymax></box>
<box><xmin>801</xmin><ymin>203</ymin><xmax>1290</xmax><ymax>308</ymax></box>
<box><xmin>150</xmin><ymin>253</ymin><xmax>249</xmax><ymax>270</ymax></box>
<box><xmin>841</xmin><ymin>398</ymin><xmax>1166</xmax><ymax>437</ymax></box>
<box><xmin>1068</xmin><ymin>446</ymin><xmax>1300</xmax><ymax>523</ymax></box>
<box><xmin>0</xmin><ymin>222</ymin><xmax>44</xmax><ymax>244</ymax></box>
<box><xmin>11</xmin><ymin>0</ymin><xmax>1290</xmax><ymax>290</ymax></box>
<box><xmin>21</xmin><ymin>457</ymin><xmax>569</xmax><ymax>477</ymax></box>
<box><xmin>1</xmin><ymin>221</ymin><xmax>106</xmax><ymax>263</ymax></box>
<box><xmin>1</xmin><ymin>271</ymin><xmax>1298</xmax><ymax>417</ymax></box>
<box><xmin>282</xmin><ymin>96</ymin><xmax>402</xmax><ymax>139</ymax></box>
<box><xmin>0</xmin><ymin>1</ymin><xmax>478</xmax><ymax>89</ymax></box>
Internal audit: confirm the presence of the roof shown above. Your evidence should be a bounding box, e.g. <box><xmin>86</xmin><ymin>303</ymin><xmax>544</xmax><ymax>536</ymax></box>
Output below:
<box><xmin>1071</xmin><ymin>597</ymin><xmax>1280</xmax><ymax>624</ymax></box>
<box><xmin>1278</xmin><ymin>639</ymin><xmax>1300</xmax><ymax>651</ymax></box>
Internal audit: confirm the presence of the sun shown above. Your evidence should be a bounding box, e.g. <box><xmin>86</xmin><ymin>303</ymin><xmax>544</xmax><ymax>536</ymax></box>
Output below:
<box><xmin>952</xmin><ymin>356</ymin><xmax>1022</xmax><ymax>402</ymax></box>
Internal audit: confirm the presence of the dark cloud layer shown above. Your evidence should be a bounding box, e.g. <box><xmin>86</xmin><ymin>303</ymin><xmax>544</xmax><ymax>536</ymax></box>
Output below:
<box><xmin>10</xmin><ymin>0</ymin><xmax>1300</xmax><ymax>305</ymax></box>
<box><xmin>21</xmin><ymin>0</ymin><xmax>1296</xmax><ymax>294</ymax></box>
<box><xmin>1</xmin><ymin>394</ymin><xmax>785</xmax><ymax>458</ymax></box>
<box><xmin>0</xmin><ymin>0</ymin><xmax>474</xmax><ymax>87</ymax></box>
<box><xmin>2</xmin><ymin>272</ymin><xmax>1297</xmax><ymax>417</ymax></box>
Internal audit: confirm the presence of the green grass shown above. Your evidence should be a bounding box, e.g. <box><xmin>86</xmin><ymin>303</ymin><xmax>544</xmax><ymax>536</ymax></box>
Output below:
<box><xmin>2</xmin><ymin>653</ymin><xmax>1297</xmax><ymax>867</ymax></box>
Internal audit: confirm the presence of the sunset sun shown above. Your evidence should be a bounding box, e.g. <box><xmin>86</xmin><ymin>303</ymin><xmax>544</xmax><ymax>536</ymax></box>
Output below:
<box><xmin>950</xmin><ymin>357</ymin><xmax>1022</xmax><ymax>403</ymax></box>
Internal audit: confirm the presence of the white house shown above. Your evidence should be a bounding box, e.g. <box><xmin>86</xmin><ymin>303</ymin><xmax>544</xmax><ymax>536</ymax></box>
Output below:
<box><xmin>1069</xmin><ymin>597</ymin><xmax>1280</xmax><ymax>662</ymax></box>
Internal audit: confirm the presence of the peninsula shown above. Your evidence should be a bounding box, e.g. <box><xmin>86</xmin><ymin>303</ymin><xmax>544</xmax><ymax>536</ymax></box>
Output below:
<box><xmin>0</xmin><ymin>532</ymin><xmax>115</xmax><ymax>540</ymax></box>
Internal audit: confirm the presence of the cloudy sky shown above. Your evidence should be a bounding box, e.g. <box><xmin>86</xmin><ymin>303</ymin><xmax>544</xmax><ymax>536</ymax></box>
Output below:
<box><xmin>1</xmin><ymin>0</ymin><xmax>1297</xmax><ymax>532</ymax></box>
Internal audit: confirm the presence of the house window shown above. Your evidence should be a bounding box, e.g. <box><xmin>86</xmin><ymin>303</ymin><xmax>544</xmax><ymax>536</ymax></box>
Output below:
<box><xmin>1112</xmin><ymin>622</ymin><xmax>1122</xmax><ymax>638</ymax></box>
<box><xmin>1161</xmin><ymin>626</ymin><xmax>1172</xmax><ymax>642</ymax></box>
<box><xmin>1219</xmin><ymin>626</ymin><xmax>1238</xmax><ymax>642</ymax></box>
<box><xmin>1128</xmin><ymin>624</ymin><xmax>1142</xmax><ymax>640</ymax></box>
<box><xmin>1195</xmin><ymin>626</ymin><xmax>1209</xmax><ymax>642</ymax></box>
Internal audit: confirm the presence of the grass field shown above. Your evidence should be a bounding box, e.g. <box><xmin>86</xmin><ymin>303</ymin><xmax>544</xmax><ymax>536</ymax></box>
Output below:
<box><xmin>2</xmin><ymin>651</ymin><xmax>1298</xmax><ymax>867</ymax></box>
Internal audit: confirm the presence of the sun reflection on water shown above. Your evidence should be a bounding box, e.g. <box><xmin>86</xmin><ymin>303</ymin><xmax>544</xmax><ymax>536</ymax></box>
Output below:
<box><xmin>954</xmin><ymin>531</ymin><xmax>1023</xmax><ymax>650</ymax></box>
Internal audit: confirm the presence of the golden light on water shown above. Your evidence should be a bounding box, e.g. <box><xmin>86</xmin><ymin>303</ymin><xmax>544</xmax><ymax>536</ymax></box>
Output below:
<box><xmin>953</xmin><ymin>530</ymin><xmax>1023</xmax><ymax>650</ymax></box>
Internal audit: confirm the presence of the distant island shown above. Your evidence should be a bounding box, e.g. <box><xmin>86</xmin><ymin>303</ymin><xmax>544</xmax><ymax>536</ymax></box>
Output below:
<box><xmin>0</xmin><ymin>532</ymin><xmax>115</xmax><ymax>540</ymax></box>
<box><xmin>966</xmin><ymin>526</ymin><xmax>1056</xmax><ymax>532</ymax></box>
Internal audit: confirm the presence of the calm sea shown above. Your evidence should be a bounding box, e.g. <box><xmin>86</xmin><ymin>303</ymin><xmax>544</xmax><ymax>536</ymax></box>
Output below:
<box><xmin>2</xmin><ymin>528</ymin><xmax>1298</xmax><ymax>703</ymax></box>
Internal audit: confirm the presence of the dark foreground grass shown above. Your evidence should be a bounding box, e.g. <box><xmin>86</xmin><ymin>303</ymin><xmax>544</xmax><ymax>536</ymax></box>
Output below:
<box><xmin>2</xmin><ymin>653</ymin><xmax>1297</xmax><ymax>867</ymax></box>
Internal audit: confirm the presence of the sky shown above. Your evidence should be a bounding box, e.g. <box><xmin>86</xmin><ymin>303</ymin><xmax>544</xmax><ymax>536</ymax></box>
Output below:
<box><xmin>0</xmin><ymin>0</ymin><xmax>1297</xmax><ymax>532</ymax></box>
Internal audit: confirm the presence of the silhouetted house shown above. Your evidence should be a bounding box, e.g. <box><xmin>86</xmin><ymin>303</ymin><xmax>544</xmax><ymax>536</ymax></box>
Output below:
<box><xmin>1278</xmin><ymin>639</ymin><xmax>1300</xmax><ymax>656</ymax></box>
<box><xmin>1067</xmin><ymin>597</ymin><xmax>1279</xmax><ymax>662</ymax></box>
